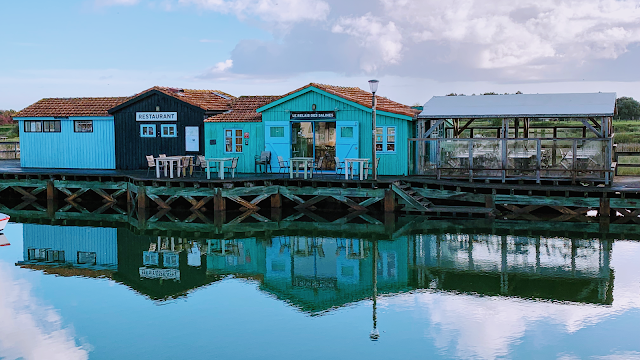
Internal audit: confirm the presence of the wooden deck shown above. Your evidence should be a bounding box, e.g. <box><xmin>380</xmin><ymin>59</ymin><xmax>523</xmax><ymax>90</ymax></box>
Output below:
<box><xmin>2</xmin><ymin>159</ymin><xmax>640</xmax><ymax>228</ymax></box>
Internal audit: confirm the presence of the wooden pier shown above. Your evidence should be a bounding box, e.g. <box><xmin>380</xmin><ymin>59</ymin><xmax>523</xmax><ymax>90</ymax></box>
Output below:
<box><xmin>2</xmin><ymin>160</ymin><xmax>640</xmax><ymax>233</ymax></box>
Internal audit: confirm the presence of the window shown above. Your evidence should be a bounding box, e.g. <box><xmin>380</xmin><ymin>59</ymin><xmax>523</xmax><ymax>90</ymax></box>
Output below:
<box><xmin>43</xmin><ymin>120</ymin><xmax>61</xmax><ymax>132</ymax></box>
<box><xmin>24</xmin><ymin>120</ymin><xmax>60</xmax><ymax>132</ymax></box>
<box><xmin>77</xmin><ymin>251</ymin><xmax>97</xmax><ymax>265</ymax></box>
<box><xmin>74</xmin><ymin>120</ymin><xmax>93</xmax><ymax>133</ymax></box>
<box><xmin>270</xmin><ymin>126</ymin><xmax>284</xmax><ymax>137</ymax></box>
<box><xmin>341</xmin><ymin>126</ymin><xmax>354</xmax><ymax>138</ymax></box>
<box><xmin>376</xmin><ymin>126</ymin><xmax>396</xmax><ymax>153</ymax></box>
<box><xmin>140</xmin><ymin>124</ymin><xmax>156</xmax><ymax>137</ymax></box>
<box><xmin>225</xmin><ymin>129</ymin><xmax>243</xmax><ymax>153</ymax></box>
<box><xmin>161</xmin><ymin>124</ymin><xmax>177</xmax><ymax>137</ymax></box>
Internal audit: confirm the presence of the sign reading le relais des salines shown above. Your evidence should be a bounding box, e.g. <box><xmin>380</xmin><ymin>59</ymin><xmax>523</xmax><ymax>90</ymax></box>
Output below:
<box><xmin>136</xmin><ymin>112</ymin><xmax>178</xmax><ymax>121</ymax></box>
<box><xmin>290</xmin><ymin>111</ymin><xmax>336</xmax><ymax>120</ymax></box>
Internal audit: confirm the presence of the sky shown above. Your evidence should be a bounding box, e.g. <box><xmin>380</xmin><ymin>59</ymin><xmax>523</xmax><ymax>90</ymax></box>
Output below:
<box><xmin>3</xmin><ymin>0</ymin><xmax>640</xmax><ymax>110</ymax></box>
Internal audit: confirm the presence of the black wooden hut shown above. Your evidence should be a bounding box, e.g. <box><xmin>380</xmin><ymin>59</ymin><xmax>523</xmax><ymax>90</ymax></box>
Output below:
<box><xmin>108</xmin><ymin>86</ymin><xmax>234</xmax><ymax>169</ymax></box>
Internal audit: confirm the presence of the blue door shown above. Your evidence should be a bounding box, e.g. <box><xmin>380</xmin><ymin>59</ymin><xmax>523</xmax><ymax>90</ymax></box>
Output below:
<box><xmin>336</xmin><ymin>121</ymin><xmax>359</xmax><ymax>163</ymax></box>
<box><xmin>264</xmin><ymin>121</ymin><xmax>291</xmax><ymax>172</ymax></box>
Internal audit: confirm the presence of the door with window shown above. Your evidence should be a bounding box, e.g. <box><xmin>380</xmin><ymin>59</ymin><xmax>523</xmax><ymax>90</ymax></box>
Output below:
<box><xmin>336</xmin><ymin>121</ymin><xmax>359</xmax><ymax>162</ymax></box>
<box><xmin>264</xmin><ymin>121</ymin><xmax>290</xmax><ymax>171</ymax></box>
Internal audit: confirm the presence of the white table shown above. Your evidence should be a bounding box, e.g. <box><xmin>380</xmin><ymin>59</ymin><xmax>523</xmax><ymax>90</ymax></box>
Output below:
<box><xmin>205</xmin><ymin>158</ymin><xmax>235</xmax><ymax>180</ymax></box>
<box><xmin>155</xmin><ymin>156</ymin><xmax>183</xmax><ymax>179</ymax></box>
<box><xmin>345</xmin><ymin>158</ymin><xmax>369</xmax><ymax>180</ymax></box>
<box><xmin>289</xmin><ymin>157</ymin><xmax>314</xmax><ymax>179</ymax></box>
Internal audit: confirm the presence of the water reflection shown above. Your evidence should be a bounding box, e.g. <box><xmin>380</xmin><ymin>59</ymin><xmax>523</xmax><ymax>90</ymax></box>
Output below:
<box><xmin>16</xmin><ymin>224</ymin><xmax>613</xmax><ymax>306</ymax></box>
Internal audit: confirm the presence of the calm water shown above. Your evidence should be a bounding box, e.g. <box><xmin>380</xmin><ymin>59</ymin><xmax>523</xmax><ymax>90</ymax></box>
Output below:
<box><xmin>1</xmin><ymin>220</ymin><xmax>640</xmax><ymax>360</ymax></box>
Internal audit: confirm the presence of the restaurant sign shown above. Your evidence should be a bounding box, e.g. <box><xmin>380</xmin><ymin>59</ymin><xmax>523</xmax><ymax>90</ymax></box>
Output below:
<box><xmin>139</xmin><ymin>267</ymin><xmax>180</xmax><ymax>280</ymax></box>
<box><xmin>136</xmin><ymin>112</ymin><xmax>178</xmax><ymax>122</ymax></box>
<box><xmin>290</xmin><ymin>111</ymin><xmax>336</xmax><ymax>120</ymax></box>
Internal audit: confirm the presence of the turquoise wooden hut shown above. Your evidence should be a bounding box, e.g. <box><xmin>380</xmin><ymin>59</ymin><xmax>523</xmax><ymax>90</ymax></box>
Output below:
<box><xmin>256</xmin><ymin>83</ymin><xmax>418</xmax><ymax>176</ymax></box>
<box><xmin>14</xmin><ymin>97</ymin><xmax>128</xmax><ymax>169</ymax></box>
<box><xmin>204</xmin><ymin>96</ymin><xmax>281</xmax><ymax>173</ymax></box>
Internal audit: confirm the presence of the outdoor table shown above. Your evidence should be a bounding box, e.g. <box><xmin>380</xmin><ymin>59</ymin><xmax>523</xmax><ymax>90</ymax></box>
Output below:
<box><xmin>289</xmin><ymin>157</ymin><xmax>314</xmax><ymax>179</ymax></box>
<box><xmin>344</xmin><ymin>158</ymin><xmax>369</xmax><ymax>180</ymax></box>
<box><xmin>155</xmin><ymin>156</ymin><xmax>183</xmax><ymax>179</ymax></box>
<box><xmin>205</xmin><ymin>158</ymin><xmax>234</xmax><ymax>180</ymax></box>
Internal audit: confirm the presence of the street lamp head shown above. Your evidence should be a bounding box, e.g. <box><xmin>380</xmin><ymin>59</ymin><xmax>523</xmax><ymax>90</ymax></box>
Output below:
<box><xmin>368</xmin><ymin>79</ymin><xmax>379</xmax><ymax>94</ymax></box>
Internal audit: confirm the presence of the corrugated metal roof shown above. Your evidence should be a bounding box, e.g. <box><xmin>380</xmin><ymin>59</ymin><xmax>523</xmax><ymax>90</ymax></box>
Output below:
<box><xmin>418</xmin><ymin>92</ymin><xmax>616</xmax><ymax>119</ymax></box>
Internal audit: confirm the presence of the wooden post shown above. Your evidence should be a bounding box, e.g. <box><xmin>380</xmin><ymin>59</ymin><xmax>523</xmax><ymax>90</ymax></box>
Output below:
<box><xmin>485</xmin><ymin>194</ymin><xmax>495</xmax><ymax>219</ymax></box>
<box><xmin>47</xmin><ymin>199</ymin><xmax>56</xmax><ymax>219</ymax></box>
<box><xmin>271</xmin><ymin>207</ymin><xmax>282</xmax><ymax>222</ymax></box>
<box><xmin>271</xmin><ymin>193</ymin><xmax>282</xmax><ymax>209</ymax></box>
<box><xmin>600</xmin><ymin>197</ymin><xmax>610</xmax><ymax>224</ymax></box>
<box><xmin>384</xmin><ymin>211</ymin><xmax>395</xmax><ymax>234</ymax></box>
<box><xmin>214</xmin><ymin>211</ymin><xmax>226</xmax><ymax>228</ymax></box>
<box><xmin>137</xmin><ymin>185</ymin><xmax>147</xmax><ymax>210</ymax></box>
<box><xmin>214</xmin><ymin>189</ymin><xmax>226</xmax><ymax>212</ymax></box>
<box><xmin>46</xmin><ymin>180</ymin><xmax>56</xmax><ymax>200</ymax></box>
<box><xmin>384</xmin><ymin>189</ymin><xmax>396</xmax><ymax>213</ymax></box>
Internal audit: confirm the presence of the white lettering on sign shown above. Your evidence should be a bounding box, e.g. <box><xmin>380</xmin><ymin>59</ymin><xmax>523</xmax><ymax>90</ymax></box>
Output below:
<box><xmin>136</xmin><ymin>112</ymin><xmax>178</xmax><ymax>122</ymax></box>
<box><xmin>139</xmin><ymin>267</ymin><xmax>181</xmax><ymax>280</ymax></box>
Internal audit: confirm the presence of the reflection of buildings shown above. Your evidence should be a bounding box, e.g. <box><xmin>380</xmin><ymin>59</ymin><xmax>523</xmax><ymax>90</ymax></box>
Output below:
<box><xmin>205</xmin><ymin>237</ymin><xmax>410</xmax><ymax>314</ymax></box>
<box><xmin>410</xmin><ymin>234</ymin><xmax>613</xmax><ymax>304</ymax></box>
<box><xmin>17</xmin><ymin>224</ymin><xmax>614</xmax><ymax>307</ymax></box>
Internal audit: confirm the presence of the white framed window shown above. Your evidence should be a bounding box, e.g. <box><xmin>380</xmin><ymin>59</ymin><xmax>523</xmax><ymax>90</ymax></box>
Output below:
<box><xmin>376</xmin><ymin>126</ymin><xmax>396</xmax><ymax>153</ymax></box>
<box><xmin>24</xmin><ymin>120</ymin><xmax>60</xmax><ymax>132</ymax></box>
<box><xmin>140</xmin><ymin>124</ymin><xmax>156</xmax><ymax>137</ymax></box>
<box><xmin>161</xmin><ymin>124</ymin><xmax>177</xmax><ymax>137</ymax></box>
<box><xmin>74</xmin><ymin>120</ymin><xmax>93</xmax><ymax>133</ymax></box>
<box><xmin>225</xmin><ymin>129</ymin><xmax>243</xmax><ymax>153</ymax></box>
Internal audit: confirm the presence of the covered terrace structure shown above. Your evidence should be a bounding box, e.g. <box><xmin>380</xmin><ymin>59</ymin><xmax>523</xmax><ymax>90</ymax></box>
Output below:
<box><xmin>411</xmin><ymin>93</ymin><xmax>616</xmax><ymax>185</ymax></box>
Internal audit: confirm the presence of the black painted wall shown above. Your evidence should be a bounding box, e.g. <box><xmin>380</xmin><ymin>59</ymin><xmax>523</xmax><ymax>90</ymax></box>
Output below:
<box><xmin>112</xmin><ymin>92</ymin><xmax>216</xmax><ymax>169</ymax></box>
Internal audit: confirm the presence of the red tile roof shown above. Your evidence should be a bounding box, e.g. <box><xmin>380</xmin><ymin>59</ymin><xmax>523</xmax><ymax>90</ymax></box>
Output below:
<box><xmin>205</xmin><ymin>96</ymin><xmax>281</xmax><ymax>122</ymax></box>
<box><xmin>132</xmin><ymin>86</ymin><xmax>235</xmax><ymax>111</ymax></box>
<box><xmin>15</xmin><ymin>97</ymin><xmax>130</xmax><ymax>117</ymax></box>
<box><xmin>281</xmin><ymin>83</ymin><xmax>419</xmax><ymax>118</ymax></box>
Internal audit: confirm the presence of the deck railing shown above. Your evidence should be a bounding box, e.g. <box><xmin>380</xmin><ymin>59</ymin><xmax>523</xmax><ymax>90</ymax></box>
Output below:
<box><xmin>409</xmin><ymin>137</ymin><xmax>613</xmax><ymax>183</ymax></box>
<box><xmin>0</xmin><ymin>142</ymin><xmax>20</xmax><ymax>159</ymax></box>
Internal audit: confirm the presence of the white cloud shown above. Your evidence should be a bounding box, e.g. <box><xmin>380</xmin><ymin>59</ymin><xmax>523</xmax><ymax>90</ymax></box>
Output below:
<box><xmin>213</xmin><ymin>59</ymin><xmax>233</xmax><ymax>72</ymax></box>
<box><xmin>379</xmin><ymin>0</ymin><xmax>640</xmax><ymax>70</ymax></box>
<box><xmin>0</xmin><ymin>263</ymin><xmax>90</xmax><ymax>360</ymax></box>
<box><xmin>332</xmin><ymin>14</ymin><xmax>403</xmax><ymax>72</ymax></box>
<box><xmin>179</xmin><ymin>0</ymin><xmax>331</xmax><ymax>24</ymax></box>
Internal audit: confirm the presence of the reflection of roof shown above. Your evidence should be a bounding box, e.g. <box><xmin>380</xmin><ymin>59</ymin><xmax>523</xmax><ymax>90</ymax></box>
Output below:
<box><xmin>109</xmin><ymin>86</ymin><xmax>235</xmax><ymax>113</ymax></box>
<box><xmin>205</xmin><ymin>96</ymin><xmax>281</xmax><ymax>123</ymax></box>
<box><xmin>262</xmin><ymin>83</ymin><xmax>418</xmax><ymax>118</ymax></box>
<box><xmin>15</xmin><ymin>97</ymin><xmax>130</xmax><ymax>117</ymax></box>
<box><xmin>18</xmin><ymin>263</ymin><xmax>115</xmax><ymax>278</ymax></box>
<box><xmin>419</xmin><ymin>92</ymin><xmax>617</xmax><ymax>119</ymax></box>
<box><xmin>420</xmin><ymin>267</ymin><xmax>614</xmax><ymax>305</ymax></box>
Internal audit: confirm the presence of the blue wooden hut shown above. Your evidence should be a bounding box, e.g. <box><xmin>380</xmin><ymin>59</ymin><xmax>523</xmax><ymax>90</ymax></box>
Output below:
<box><xmin>204</xmin><ymin>96</ymin><xmax>281</xmax><ymax>173</ymax></box>
<box><xmin>256</xmin><ymin>83</ymin><xmax>418</xmax><ymax>175</ymax></box>
<box><xmin>14</xmin><ymin>97</ymin><xmax>128</xmax><ymax>169</ymax></box>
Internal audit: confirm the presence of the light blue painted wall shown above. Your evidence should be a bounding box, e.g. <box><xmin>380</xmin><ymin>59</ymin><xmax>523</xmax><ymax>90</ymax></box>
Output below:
<box><xmin>204</xmin><ymin>122</ymin><xmax>265</xmax><ymax>173</ymax></box>
<box><xmin>16</xmin><ymin>116</ymin><xmax>116</xmax><ymax>169</ymax></box>
<box><xmin>261</xmin><ymin>89</ymin><xmax>413</xmax><ymax>176</ymax></box>
<box><xmin>22</xmin><ymin>224</ymin><xmax>118</xmax><ymax>269</ymax></box>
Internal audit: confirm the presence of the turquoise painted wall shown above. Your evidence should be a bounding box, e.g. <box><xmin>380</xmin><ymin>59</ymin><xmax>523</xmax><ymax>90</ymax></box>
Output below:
<box><xmin>16</xmin><ymin>116</ymin><xmax>116</xmax><ymax>169</ymax></box>
<box><xmin>260</xmin><ymin>88</ymin><xmax>413</xmax><ymax>176</ymax></box>
<box><xmin>204</xmin><ymin>122</ymin><xmax>265</xmax><ymax>174</ymax></box>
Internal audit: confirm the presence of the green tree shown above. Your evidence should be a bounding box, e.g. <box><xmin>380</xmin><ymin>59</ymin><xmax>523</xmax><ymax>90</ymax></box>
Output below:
<box><xmin>616</xmin><ymin>97</ymin><xmax>640</xmax><ymax>120</ymax></box>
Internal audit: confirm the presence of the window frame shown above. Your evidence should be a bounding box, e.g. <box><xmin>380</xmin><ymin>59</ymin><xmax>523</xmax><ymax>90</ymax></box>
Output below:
<box><xmin>140</xmin><ymin>124</ymin><xmax>156</xmax><ymax>138</ymax></box>
<box><xmin>74</xmin><ymin>120</ymin><xmax>94</xmax><ymax>133</ymax></box>
<box><xmin>161</xmin><ymin>124</ymin><xmax>178</xmax><ymax>138</ymax></box>
<box><xmin>43</xmin><ymin>120</ymin><xmax>61</xmax><ymax>133</ymax></box>
<box><xmin>24</xmin><ymin>120</ymin><xmax>42</xmax><ymax>133</ymax></box>
<box><xmin>375</xmin><ymin>126</ymin><xmax>396</xmax><ymax>153</ymax></box>
<box><xmin>224</xmin><ymin>128</ymin><xmax>243</xmax><ymax>153</ymax></box>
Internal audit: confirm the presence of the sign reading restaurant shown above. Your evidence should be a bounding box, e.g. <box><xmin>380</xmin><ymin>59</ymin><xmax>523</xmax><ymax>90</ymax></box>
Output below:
<box><xmin>290</xmin><ymin>111</ymin><xmax>336</xmax><ymax>120</ymax></box>
<box><xmin>136</xmin><ymin>112</ymin><xmax>178</xmax><ymax>121</ymax></box>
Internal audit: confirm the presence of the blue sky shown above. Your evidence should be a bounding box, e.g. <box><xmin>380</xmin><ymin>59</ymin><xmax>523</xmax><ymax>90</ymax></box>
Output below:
<box><xmin>3</xmin><ymin>0</ymin><xmax>640</xmax><ymax>110</ymax></box>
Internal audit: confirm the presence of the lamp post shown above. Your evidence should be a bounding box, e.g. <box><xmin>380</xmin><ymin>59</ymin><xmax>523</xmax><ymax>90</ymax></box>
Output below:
<box><xmin>369</xmin><ymin>80</ymin><xmax>379</xmax><ymax>180</ymax></box>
